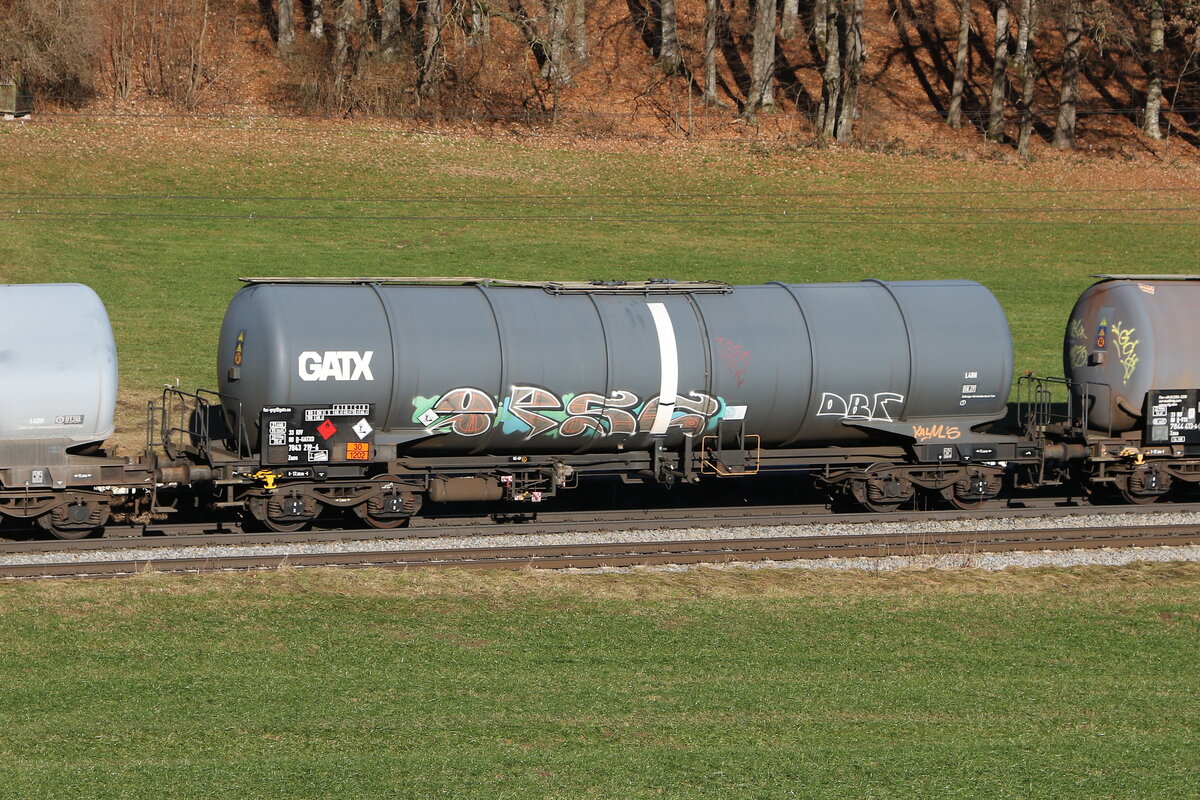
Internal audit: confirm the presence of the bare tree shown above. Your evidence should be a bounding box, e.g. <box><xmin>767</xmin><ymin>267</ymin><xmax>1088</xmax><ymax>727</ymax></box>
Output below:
<box><xmin>417</xmin><ymin>0</ymin><xmax>444</xmax><ymax>98</ymax></box>
<box><xmin>380</xmin><ymin>0</ymin><xmax>403</xmax><ymax>55</ymax></box>
<box><xmin>660</xmin><ymin>0</ymin><xmax>683</xmax><ymax>72</ymax></box>
<box><xmin>332</xmin><ymin>0</ymin><xmax>356</xmax><ymax>102</ymax></box>
<box><xmin>278</xmin><ymin>0</ymin><xmax>296</xmax><ymax>52</ymax></box>
<box><xmin>948</xmin><ymin>0</ymin><xmax>972</xmax><ymax>128</ymax></box>
<box><xmin>544</xmin><ymin>0</ymin><xmax>573</xmax><ymax>85</ymax></box>
<box><xmin>300</xmin><ymin>0</ymin><xmax>324</xmax><ymax>38</ymax></box>
<box><xmin>814</xmin><ymin>0</ymin><xmax>828</xmax><ymax>52</ymax></box>
<box><xmin>1053</xmin><ymin>0</ymin><xmax>1083</xmax><ymax>147</ymax></box>
<box><xmin>819</xmin><ymin>0</ymin><xmax>841</xmax><ymax>136</ymax></box>
<box><xmin>1144</xmin><ymin>0</ymin><xmax>1164</xmax><ymax>138</ymax></box>
<box><xmin>837</xmin><ymin>0</ymin><xmax>865</xmax><ymax>142</ymax></box>
<box><xmin>781</xmin><ymin>0</ymin><xmax>800</xmax><ymax>38</ymax></box>
<box><xmin>1014</xmin><ymin>0</ymin><xmax>1039</xmax><ymax>154</ymax></box>
<box><xmin>703</xmin><ymin>0</ymin><xmax>721</xmax><ymax>104</ymax></box>
<box><xmin>986</xmin><ymin>0</ymin><xmax>1010</xmax><ymax>141</ymax></box>
<box><xmin>571</xmin><ymin>0</ymin><xmax>586</xmax><ymax>61</ymax></box>
<box><xmin>107</xmin><ymin>0</ymin><xmax>137</xmax><ymax>99</ymax></box>
<box><xmin>259</xmin><ymin>0</ymin><xmax>279</xmax><ymax>41</ymax></box>
<box><xmin>744</xmin><ymin>0</ymin><xmax>777</xmax><ymax>117</ymax></box>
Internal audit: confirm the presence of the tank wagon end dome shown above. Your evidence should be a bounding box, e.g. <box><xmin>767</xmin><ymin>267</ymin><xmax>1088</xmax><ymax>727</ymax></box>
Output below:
<box><xmin>1064</xmin><ymin>274</ymin><xmax>1200</xmax><ymax>434</ymax></box>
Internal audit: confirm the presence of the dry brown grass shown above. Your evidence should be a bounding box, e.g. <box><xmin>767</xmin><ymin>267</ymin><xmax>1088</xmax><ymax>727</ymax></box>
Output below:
<box><xmin>5</xmin><ymin>559</ymin><xmax>1200</xmax><ymax>615</ymax></box>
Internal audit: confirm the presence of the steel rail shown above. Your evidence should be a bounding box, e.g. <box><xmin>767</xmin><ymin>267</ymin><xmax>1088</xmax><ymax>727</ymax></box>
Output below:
<box><xmin>4</xmin><ymin>524</ymin><xmax>1198</xmax><ymax>580</ymax></box>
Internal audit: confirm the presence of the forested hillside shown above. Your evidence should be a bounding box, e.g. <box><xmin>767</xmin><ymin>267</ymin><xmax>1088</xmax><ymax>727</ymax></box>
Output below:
<box><xmin>3</xmin><ymin>0</ymin><xmax>1200</xmax><ymax>153</ymax></box>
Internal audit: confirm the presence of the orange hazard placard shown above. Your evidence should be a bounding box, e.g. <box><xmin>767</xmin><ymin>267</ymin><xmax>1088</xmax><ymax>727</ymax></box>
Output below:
<box><xmin>345</xmin><ymin>442</ymin><xmax>370</xmax><ymax>460</ymax></box>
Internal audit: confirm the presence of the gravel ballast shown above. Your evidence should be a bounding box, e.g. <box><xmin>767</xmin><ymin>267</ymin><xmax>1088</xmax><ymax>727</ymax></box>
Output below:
<box><xmin>4</xmin><ymin>509</ymin><xmax>1200</xmax><ymax>574</ymax></box>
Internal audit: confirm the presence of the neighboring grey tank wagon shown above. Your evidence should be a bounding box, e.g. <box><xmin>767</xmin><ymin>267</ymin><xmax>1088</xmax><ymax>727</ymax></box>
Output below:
<box><xmin>201</xmin><ymin>277</ymin><xmax>1022</xmax><ymax>528</ymax></box>
<box><xmin>1064</xmin><ymin>275</ymin><xmax>1200</xmax><ymax>434</ymax></box>
<box><xmin>0</xmin><ymin>283</ymin><xmax>117</xmax><ymax>448</ymax></box>
<box><xmin>1048</xmin><ymin>274</ymin><xmax>1200</xmax><ymax>503</ymax></box>
<box><xmin>0</xmin><ymin>284</ymin><xmax>152</xmax><ymax>537</ymax></box>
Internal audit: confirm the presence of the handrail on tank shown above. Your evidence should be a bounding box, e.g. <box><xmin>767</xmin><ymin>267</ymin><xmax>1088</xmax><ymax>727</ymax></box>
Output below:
<box><xmin>237</xmin><ymin>276</ymin><xmax>734</xmax><ymax>293</ymax></box>
<box><xmin>197</xmin><ymin>388</ymin><xmax>253</xmax><ymax>459</ymax></box>
<box><xmin>1016</xmin><ymin>374</ymin><xmax>1072</xmax><ymax>437</ymax></box>
<box><xmin>151</xmin><ymin>386</ymin><xmax>253</xmax><ymax>466</ymax></box>
<box><xmin>1016</xmin><ymin>374</ymin><xmax>1117</xmax><ymax>439</ymax></box>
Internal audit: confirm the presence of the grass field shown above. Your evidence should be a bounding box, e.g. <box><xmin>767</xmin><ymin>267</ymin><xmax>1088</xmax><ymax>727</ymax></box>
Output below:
<box><xmin>0</xmin><ymin>564</ymin><xmax>1198</xmax><ymax>799</ymax></box>
<box><xmin>4</xmin><ymin>119</ymin><xmax>1200</xmax><ymax>441</ymax></box>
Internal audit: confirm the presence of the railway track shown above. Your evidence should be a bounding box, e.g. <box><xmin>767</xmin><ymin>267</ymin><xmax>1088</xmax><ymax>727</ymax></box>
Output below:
<box><xmin>4</xmin><ymin>496</ymin><xmax>1198</xmax><ymax>553</ymax></box>
<box><xmin>3</xmin><ymin>522</ymin><xmax>1199</xmax><ymax>580</ymax></box>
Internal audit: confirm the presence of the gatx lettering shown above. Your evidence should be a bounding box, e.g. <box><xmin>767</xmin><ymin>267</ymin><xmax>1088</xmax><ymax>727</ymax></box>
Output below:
<box><xmin>298</xmin><ymin>351</ymin><xmax>375</xmax><ymax>382</ymax></box>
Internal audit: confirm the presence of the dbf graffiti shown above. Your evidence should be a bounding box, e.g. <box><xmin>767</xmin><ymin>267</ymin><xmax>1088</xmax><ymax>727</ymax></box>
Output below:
<box><xmin>814</xmin><ymin>391</ymin><xmax>905</xmax><ymax>422</ymax></box>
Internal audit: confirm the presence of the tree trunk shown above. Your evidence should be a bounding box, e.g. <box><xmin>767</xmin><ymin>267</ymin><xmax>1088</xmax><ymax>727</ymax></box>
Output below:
<box><xmin>1053</xmin><ymin>0</ymin><xmax>1081</xmax><ymax>148</ymax></box>
<box><xmin>332</xmin><ymin>0</ymin><xmax>355</xmax><ymax>102</ymax></box>
<box><xmin>836</xmin><ymin>0</ymin><xmax>864</xmax><ymax>143</ymax></box>
<box><xmin>659</xmin><ymin>0</ymin><xmax>682</xmax><ymax>72</ymax></box>
<box><xmin>303</xmin><ymin>0</ymin><xmax>325</xmax><ymax>38</ymax></box>
<box><xmin>947</xmin><ymin>0</ymin><xmax>971</xmax><ymax>128</ymax></box>
<box><xmin>744</xmin><ymin>0</ymin><xmax>777</xmax><ymax>117</ymax></box>
<box><xmin>459</xmin><ymin>0</ymin><xmax>489</xmax><ymax>41</ymax></box>
<box><xmin>819</xmin><ymin>0</ymin><xmax>841</xmax><ymax>137</ymax></box>
<box><xmin>546</xmin><ymin>0</ymin><xmax>573</xmax><ymax>85</ymax></box>
<box><xmin>418</xmin><ymin>0</ymin><xmax>444</xmax><ymax>98</ymax></box>
<box><xmin>1144</xmin><ymin>0</ymin><xmax>1164</xmax><ymax>139</ymax></box>
<box><xmin>781</xmin><ymin>0</ymin><xmax>800</xmax><ymax>39</ymax></box>
<box><xmin>1013</xmin><ymin>0</ymin><xmax>1037</xmax><ymax>155</ymax></box>
<box><xmin>258</xmin><ymin>0</ymin><xmax>280</xmax><ymax>41</ymax></box>
<box><xmin>703</xmin><ymin>0</ymin><xmax>720</xmax><ymax>104</ymax></box>
<box><xmin>986</xmin><ymin>0</ymin><xmax>1009</xmax><ymax>142</ymax></box>
<box><xmin>278</xmin><ymin>0</ymin><xmax>296</xmax><ymax>51</ymax></box>
<box><xmin>572</xmin><ymin>0</ymin><xmax>587</xmax><ymax>61</ymax></box>
<box><xmin>814</xmin><ymin>0</ymin><xmax>827</xmax><ymax>56</ymax></box>
<box><xmin>508</xmin><ymin>0</ymin><xmax>548</xmax><ymax>70</ymax></box>
<box><xmin>380</xmin><ymin>0</ymin><xmax>402</xmax><ymax>55</ymax></box>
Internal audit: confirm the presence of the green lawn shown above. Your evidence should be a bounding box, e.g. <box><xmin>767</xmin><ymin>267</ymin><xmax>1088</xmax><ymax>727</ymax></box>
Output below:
<box><xmin>3</xmin><ymin>120</ymin><xmax>1199</xmax><ymax>440</ymax></box>
<box><xmin>4</xmin><ymin>123</ymin><xmax>1200</xmax><ymax>797</ymax></box>
<box><xmin>0</xmin><ymin>564</ymin><xmax>1197</xmax><ymax>799</ymax></box>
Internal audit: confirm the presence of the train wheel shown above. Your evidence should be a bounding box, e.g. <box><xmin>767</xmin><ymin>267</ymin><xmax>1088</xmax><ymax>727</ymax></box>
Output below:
<box><xmin>943</xmin><ymin>491</ymin><xmax>984</xmax><ymax>511</ymax></box>
<box><xmin>355</xmin><ymin>480</ymin><xmax>421</xmax><ymax>529</ymax></box>
<box><xmin>940</xmin><ymin>484</ymin><xmax>986</xmax><ymax>511</ymax></box>
<box><xmin>850</xmin><ymin>474</ymin><xmax>912</xmax><ymax>513</ymax></box>
<box><xmin>248</xmin><ymin>495</ymin><xmax>316</xmax><ymax>533</ymax></box>
<box><xmin>1117</xmin><ymin>468</ymin><xmax>1170</xmax><ymax>505</ymax></box>
<box><xmin>1118</xmin><ymin>488</ymin><xmax>1161</xmax><ymax>505</ymax></box>
<box><xmin>362</xmin><ymin>514</ymin><xmax>409</xmax><ymax>530</ymax></box>
<box><xmin>37</xmin><ymin>500</ymin><xmax>110</xmax><ymax>540</ymax></box>
<box><xmin>860</xmin><ymin>498</ymin><xmax>904</xmax><ymax>513</ymax></box>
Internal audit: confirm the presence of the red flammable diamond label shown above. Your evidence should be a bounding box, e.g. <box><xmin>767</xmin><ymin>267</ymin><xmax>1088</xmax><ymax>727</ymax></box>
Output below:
<box><xmin>317</xmin><ymin>419</ymin><xmax>337</xmax><ymax>440</ymax></box>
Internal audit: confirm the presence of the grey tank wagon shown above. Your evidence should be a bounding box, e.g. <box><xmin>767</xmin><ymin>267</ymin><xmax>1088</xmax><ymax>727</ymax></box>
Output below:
<box><xmin>160</xmin><ymin>276</ymin><xmax>1030</xmax><ymax>530</ymax></box>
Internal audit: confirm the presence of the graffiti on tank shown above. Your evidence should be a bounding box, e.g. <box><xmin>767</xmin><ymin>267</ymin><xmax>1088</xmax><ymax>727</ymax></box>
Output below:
<box><xmin>1067</xmin><ymin>318</ymin><xmax>1088</xmax><ymax>368</ymax></box>
<box><xmin>912</xmin><ymin>424</ymin><xmax>961</xmax><ymax>442</ymax></box>
<box><xmin>815</xmin><ymin>391</ymin><xmax>905</xmax><ymax>422</ymax></box>
<box><xmin>427</xmin><ymin>387</ymin><xmax>497</xmax><ymax>436</ymax></box>
<box><xmin>412</xmin><ymin>387</ymin><xmax>725</xmax><ymax>438</ymax></box>
<box><xmin>1108</xmin><ymin>320</ymin><xmax>1140</xmax><ymax>383</ymax></box>
<box><xmin>715</xmin><ymin>337</ymin><xmax>751</xmax><ymax>386</ymax></box>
